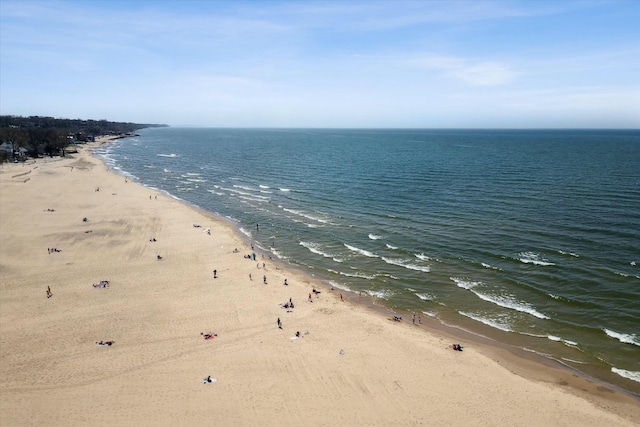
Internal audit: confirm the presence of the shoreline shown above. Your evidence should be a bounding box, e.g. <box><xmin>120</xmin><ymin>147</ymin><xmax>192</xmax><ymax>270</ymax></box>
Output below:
<box><xmin>87</xmin><ymin>136</ymin><xmax>640</xmax><ymax>401</ymax></box>
<box><xmin>89</xmin><ymin>137</ymin><xmax>640</xmax><ymax>401</ymax></box>
<box><xmin>1</xmin><ymin>142</ymin><xmax>638</xmax><ymax>425</ymax></box>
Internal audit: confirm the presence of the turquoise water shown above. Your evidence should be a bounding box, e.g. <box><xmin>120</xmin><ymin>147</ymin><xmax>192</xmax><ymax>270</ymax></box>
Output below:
<box><xmin>94</xmin><ymin>128</ymin><xmax>640</xmax><ymax>394</ymax></box>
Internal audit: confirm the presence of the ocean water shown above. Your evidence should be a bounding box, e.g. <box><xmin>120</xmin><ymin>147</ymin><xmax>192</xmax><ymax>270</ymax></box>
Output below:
<box><xmin>94</xmin><ymin>128</ymin><xmax>640</xmax><ymax>394</ymax></box>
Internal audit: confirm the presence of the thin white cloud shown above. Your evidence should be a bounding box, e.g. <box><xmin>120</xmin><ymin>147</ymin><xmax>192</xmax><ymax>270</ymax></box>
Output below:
<box><xmin>408</xmin><ymin>55</ymin><xmax>517</xmax><ymax>86</ymax></box>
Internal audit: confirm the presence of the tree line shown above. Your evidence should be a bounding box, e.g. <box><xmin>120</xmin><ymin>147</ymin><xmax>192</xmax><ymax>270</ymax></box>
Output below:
<box><xmin>0</xmin><ymin>115</ymin><xmax>167</xmax><ymax>162</ymax></box>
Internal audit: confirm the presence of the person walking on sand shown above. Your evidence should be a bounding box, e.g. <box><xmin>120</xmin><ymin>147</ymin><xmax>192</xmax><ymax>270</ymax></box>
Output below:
<box><xmin>46</xmin><ymin>286</ymin><xmax>52</xmax><ymax>298</ymax></box>
<box><xmin>213</xmin><ymin>269</ymin><xmax>217</xmax><ymax>279</ymax></box>
<box><xmin>249</xmin><ymin>273</ymin><xmax>252</xmax><ymax>281</ymax></box>
<box><xmin>340</xmin><ymin>293</ymin><xmax>344</xmax><ymax>302</ymax></box>
<box><xmin>263</xmin><ymin>275</ymin><xmax>267</xmax><ymax>284</ymax></box>
<box><xmin>412</xmin><ymin>313</ymin><xmax>416</xmax><ymax>324</ymax></box>
<box><xmin>277</xmin><ymin>317</ymin><xmax>282</xmax><ymax>329</ymax></box>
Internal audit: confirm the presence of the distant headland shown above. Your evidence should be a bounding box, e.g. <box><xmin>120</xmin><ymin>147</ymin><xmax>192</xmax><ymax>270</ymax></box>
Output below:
<box><xmin>0</xmin><ymin>115</ymin><xmax>168</xmax><ymax>162</ymax></box>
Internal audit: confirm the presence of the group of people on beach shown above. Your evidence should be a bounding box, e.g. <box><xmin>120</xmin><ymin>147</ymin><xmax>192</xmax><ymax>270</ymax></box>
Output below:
<box><xmin>282</xmin><ymin>297</ymin><xmax>295</xmax><ymax>310</ymax></box>
<box><xmin>47</xmin><ymin>247</ymin><xmax>61</xmax><ymax>253</ymax></box>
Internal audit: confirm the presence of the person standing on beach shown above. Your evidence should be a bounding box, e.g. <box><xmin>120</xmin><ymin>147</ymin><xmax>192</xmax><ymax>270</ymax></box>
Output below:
<box><xmin>277</xmin><ymin>317</ymin><xmax>282</xmax><ymax>329</ymax></box>
<box><xmin>213</xmin><ymin>269</ymin><xmax>217</xmax><ymax>279</ymax></box>
<box><xmin>412</xmin><ymin>313</ymin><xmax>416</xmax><ymax>324</ymax></box>
<box><xmin>263</xmin><ymin>275</ymin><xmax>267</xmax><ymax>284</ymax></box>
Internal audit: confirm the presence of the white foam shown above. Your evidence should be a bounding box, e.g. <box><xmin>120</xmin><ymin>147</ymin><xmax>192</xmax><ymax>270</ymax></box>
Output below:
<box><xmin>339</xmin><ymin>271</ymin><xmax>375</xmax><ymax>280</ymax></box>
<box><xmin>364</xmin><ymin>289</ymin><xmax>394</xmax><ymax>299</ymax></box>
<box><xmin>604</xmin><ymin>329</ymin><xmax>640</xmax><ymax>346</ymax></box>
<box><xmin>238</xmin><ymin>195</ymin><xmax>269</xmax><ymax>203</ymax></box>
<box><xmin>259</xmin><ymin>185</ymin><xmax>270</xmax><ymax>189</ymax></box>
<box><xmin>280</xmin><ymin>188</ymin><xmax>291</xmax><ymax>192</ymax></box>
<box><xmin>547</xmin><ymin>335</ymin><xmax>578</xmax><ymax>347</ymax></box>
<box><xmin>381</xmin><ymin>257</ymin><xmax>430</xmax><ymax>273</ymax></box>
<box><xmin>421</xmin><ymin>310</ymin><xmax>437</xmax><ymax>317</ymax></box>
<box><xmin>270</xmin><ymin>248</ymin><xmax>285</xmax><ymax>260</ymax></box>
<box><xmin>459</xmin><ymin>311</ymin><xmax>513</xmax><ymax>333</ymax></box>
<box><xmin>300</xmin><ymin>241</ymin><xmax>334</xmax><ymax>259</ymax></box>
<box><xmin>282</xmin><ymin>207</ymin><xmax>329</xmax><ymax>224</ymax></box>
<box><xmin>415</xmin><ymin>293</ymin><xmax>435</xmax><ymax>301</ymax></box>
<box><xmin>328</xmin><ymin>281</ymin><xmax>351</xmax><ymax>292</ymax></box>
<box><xmin>344</xmin><ymin>244</ymin><xmax>378</xmax><ymax>258</ymax></box>
<box><xmin>611</xmin><ymin>368</ymin><xmax>640</xmax><ymax>383</ymax></box>
<box><xmin>233</xmin><ymin>184</ymin><xmax>255</xmax><ymax>191</ymax></box>
<box><xmin>415</xmin><ymin>253</ymin><xmax>431</xmax><ymax>261</ymax></box>
<box><xmin>238</xmin><ymin>227</ymin><xmax>252</xmax><ymax>239</ymax></box>
<box><xmin>481</xmin><ymin>262</ymin><xmax>502</xmax><ymax>271</ymax></box>
<box><xmin>368</xmin><ymin>234</ymin><xmax>382</xmax><ymax>240</ymax></box>
<box><xmin>450</xmin><ymin>277</ymin><xmax>480</xmax><ymax>290</ymax></box>
<box><xmin>386</xmin><ymin>243</ymin><xmax>398</xmax><ymax>250</ymax></box>
<box><xmin>560</xmin><ymin>357</ymin><xmax>587</xmax><ymax>365</ymax></box>
<box><xmin>558</xmin><ymin>250</ymin><xmax>579</xmax><ymax>258</ymax></box>
<box><xmin>451</xmin><ymin>277</ymin><xmax>549</xmax><ymax>319</ymax></box>
<box><xmin>157</xmin><ymin>153</ymin><xmax>178</xmax><ymax>158</ymax></box>
<box><xmin>477</xmin><ymin>293</ymin><xmax>549</xmax><ymax>320</ymax></box>
<box><xmin>518</xmin><ymin>251</ymin><xmax>555</xmax><ymax>266</ymax></box>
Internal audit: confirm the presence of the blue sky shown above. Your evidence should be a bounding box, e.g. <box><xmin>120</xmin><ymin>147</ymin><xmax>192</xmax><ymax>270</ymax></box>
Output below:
<box><xmin>1</xmin><ymin>0</ymin><xmax>638</xmax><ymax>128</ymax></box>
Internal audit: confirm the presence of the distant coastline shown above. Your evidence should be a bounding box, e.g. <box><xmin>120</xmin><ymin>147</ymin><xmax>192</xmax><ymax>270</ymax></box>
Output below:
<box><xmin>0</xmin><ymin>115</ymin><xmax>168</xmax><ymax>162</ymax></box>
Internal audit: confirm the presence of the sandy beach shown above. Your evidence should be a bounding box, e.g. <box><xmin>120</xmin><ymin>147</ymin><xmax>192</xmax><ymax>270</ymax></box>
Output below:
<box><xmin>1</xmin><ymin>141</ymin><xmax>638</xmax><ymax>426</ymax></box>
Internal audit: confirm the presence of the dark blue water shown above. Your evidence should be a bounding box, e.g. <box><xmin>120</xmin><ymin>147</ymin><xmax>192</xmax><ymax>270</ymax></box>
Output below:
<box><xmin>94</xmin><ymin>128</ymin><xmax>640</xmax><ymax>393</ymax></box>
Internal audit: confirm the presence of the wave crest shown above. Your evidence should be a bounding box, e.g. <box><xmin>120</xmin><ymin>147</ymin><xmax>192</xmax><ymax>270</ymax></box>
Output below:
<box><xmin>604</xmin><ymin>329</ymin><xmax>640</xmax><ymax>346</ymax></box>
